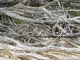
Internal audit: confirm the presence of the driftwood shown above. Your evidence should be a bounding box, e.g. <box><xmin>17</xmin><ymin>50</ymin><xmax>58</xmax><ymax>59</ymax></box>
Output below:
<box><xmin>0</xmin><ymin>36</ymin><xmax>80</xmax><ymax>60</ymax></box>
<box><xmin>0</xmin><ymin>0</ymin><xmax>80</xmax><ymax>60</ymax></box>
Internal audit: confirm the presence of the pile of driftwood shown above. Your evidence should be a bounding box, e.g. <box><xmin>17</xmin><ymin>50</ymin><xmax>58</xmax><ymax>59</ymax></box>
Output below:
<box><xmin>0</xmin><ymin>0</ymin><xmax>80</xmax><ymax>60</ymax></box>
